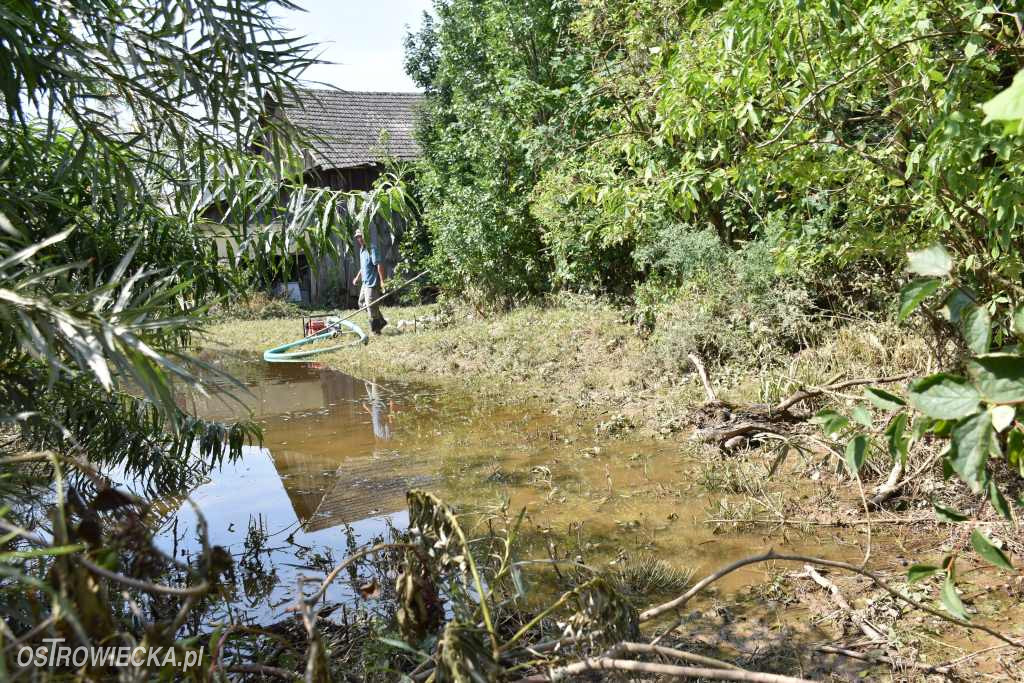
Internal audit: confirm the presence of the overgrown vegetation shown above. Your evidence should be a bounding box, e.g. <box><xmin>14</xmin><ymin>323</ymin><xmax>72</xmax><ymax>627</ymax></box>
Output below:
<box><xmin>5</xmin><ymin>0</ymin><xmax>1024</xmax><ymax>679</ymax></box>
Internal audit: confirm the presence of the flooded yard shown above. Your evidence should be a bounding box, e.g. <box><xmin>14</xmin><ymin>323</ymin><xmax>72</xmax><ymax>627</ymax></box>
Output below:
<box><xmin>149</xmin><ymin>354</ymin><xmax>876</xmax><ymax>626</ymax></box>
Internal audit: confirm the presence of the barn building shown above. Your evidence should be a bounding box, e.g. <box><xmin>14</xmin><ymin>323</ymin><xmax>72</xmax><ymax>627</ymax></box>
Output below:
<box><xmin>275</xmin><ymin>88</ymin><xmax>423</xmax><ymax>305</ymax></box>
<box><xmin>205</xmin><ymin>87</ymin><xmax>424</xmax><ymax>306</ymax></box>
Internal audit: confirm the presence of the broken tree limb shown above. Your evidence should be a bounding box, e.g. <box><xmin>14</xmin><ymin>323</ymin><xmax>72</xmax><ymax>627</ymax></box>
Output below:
<box><xmin>801</xmin><ymin>565</ymin><xmax>887</xmax><ymax>642</ymax></box>
<box><xmin>693</xmin><ymin>420</ymin><xmax>785</xmax><ymax>445</ymax></box>
<box><xmin>771</xmin><ymin>374</ymin><xmax>912</xmax><ymax>415</ymax></box>
<box><xmin>688</xmin><ymin>352</ymin><xmax>719</xmax><ymax>403</ymax></box>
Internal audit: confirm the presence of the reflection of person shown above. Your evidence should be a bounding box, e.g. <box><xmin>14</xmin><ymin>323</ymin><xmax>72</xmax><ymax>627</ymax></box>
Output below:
<box><xmin>363</xmin><ymin>381</ymin><xmax>393</xmax><ymax>441</ymax></box>
<box><xmin>352</xmin><ymin>229</ymin><xmax>387</xmax><ymax>336</ymax></box>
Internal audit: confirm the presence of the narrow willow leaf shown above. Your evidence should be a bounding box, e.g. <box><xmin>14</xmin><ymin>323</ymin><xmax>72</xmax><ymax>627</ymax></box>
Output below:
<box><xmin>907</xmin><ymin>564</ymin><xmax>939</xmax><ymax>584</ymax></box>
<box><xmin>970</xmin><ymin>529</ymin><xmax>1013</xmax><ymax>570</ymax></box>
<box><xmin>962</xmin><ymin>305</ymin><xmax>992</xmax><ymax>354</ymax></box>
<box><xmin>933</xmin><ymin>500</ymin><xmax>969</xmax><ymax>523</ymax></box>
<box><xmin>907</xmin><ymin>245</ymin><xmax>953</xmax><ymax>277</ymax></box>
<box><xmin>988</xmin><ymin>481</ymin><xmax>1013</xmax><ymax>522</ymax></box>
<box><xmin>949</xmin><ymin>412</ymin><xmax>993</xmax><ymax>493</ymax></box>
<box><xmin>845</xmin><ymin>434</ymin><xmax>868</xmax><ymax>475</ymax></box>
<box><xmin>940</xmin><ymin>575</ymin><xmax>970</xmax><ymax>621</ymax></box>
<box><xmin>864</xmin><ymin>387</ymin><xmax>906</xmax><ymax>410</ymax></box>
<box><xmin>908</xmin><ymin>374</ymin><xmax>981</xmax><ymax>419</ymax></box>
<box><xmin>968</xmin><ymin>355</ymin><xmax>1024</xmax><ymax>403</ymax></box>
<box><xmin>1009</xmin><ymin>430</ymin><xmax>1024</xmax><ymax>476</ymax></box>
<box><xmin>898</xmin><ymin>278</ymin><xmax>941</xmax><ymax>320</ymax></box>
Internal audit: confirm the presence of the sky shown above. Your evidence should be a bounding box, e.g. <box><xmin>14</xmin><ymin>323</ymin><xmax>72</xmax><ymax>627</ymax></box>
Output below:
<box><xmin>274</xmin><ymin>1</ymin><xmax>434</xmax><ymax>93</ymax></box>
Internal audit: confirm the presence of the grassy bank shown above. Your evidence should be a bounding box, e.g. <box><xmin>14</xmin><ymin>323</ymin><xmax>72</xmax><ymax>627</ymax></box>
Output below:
<box><xmin>205</xmin><ymin>296</ymin><xmax>929</xmax><ymax>433</ymax></box>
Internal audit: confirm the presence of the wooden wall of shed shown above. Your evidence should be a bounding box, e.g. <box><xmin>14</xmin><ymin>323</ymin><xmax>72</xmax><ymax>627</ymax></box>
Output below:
<box><xmin>308</xmin><ymin>165</ymin><xmax>406</xmax><ymax>308</ymax></box>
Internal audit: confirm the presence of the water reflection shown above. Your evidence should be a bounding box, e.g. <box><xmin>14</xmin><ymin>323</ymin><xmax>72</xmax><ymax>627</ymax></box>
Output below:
<box><xmin>146</xmin><ymin>353</ymin><xmax>863</xmax><ymax>626</ymax></box>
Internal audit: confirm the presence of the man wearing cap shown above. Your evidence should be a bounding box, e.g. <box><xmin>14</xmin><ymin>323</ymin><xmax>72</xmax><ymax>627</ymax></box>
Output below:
<box><xmin>352</xmin><ymin>229</ymin><xmax>388</xmax><ymax>335</ymax></box>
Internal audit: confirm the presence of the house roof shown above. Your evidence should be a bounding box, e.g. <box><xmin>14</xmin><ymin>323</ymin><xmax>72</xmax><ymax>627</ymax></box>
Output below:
<box><xmin>278</xmin><ymin>88</ymin><xmax>424</xmax><ymax>170</ymax></box>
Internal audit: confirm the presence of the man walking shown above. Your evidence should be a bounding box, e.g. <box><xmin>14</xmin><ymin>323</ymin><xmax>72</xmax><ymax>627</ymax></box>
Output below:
<box><xmin>352</xmin><ymin>229</ymin><xmax>388</xmax><ymax>335</ymax></box>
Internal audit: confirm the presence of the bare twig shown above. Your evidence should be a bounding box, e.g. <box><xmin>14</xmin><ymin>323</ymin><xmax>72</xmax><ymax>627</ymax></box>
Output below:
<box><xmin>226</xmin><ymin>663</ymin><xmax>301</xmax><ymax>679</ymax></box>
<box><xmin>772</xmin><ymin>374</ymin><xmax>911</xmax><ymax>415</ymax></box>
<box><xmin>77</xmin><ymin>557</ymin><xmax>209</xmax><ymax>596</ymax></box>
<box><xmin>815</xmin><ymin>645</ymin><xmax>951</xmax><ymax>674</ymax></box>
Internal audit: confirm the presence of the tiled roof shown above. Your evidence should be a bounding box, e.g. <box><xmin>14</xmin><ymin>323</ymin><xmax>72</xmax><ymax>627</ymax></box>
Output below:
<box><xmin>279</xmin><ymin>87</ymin><xmax>424</xmax><ymax>169</ymax></box>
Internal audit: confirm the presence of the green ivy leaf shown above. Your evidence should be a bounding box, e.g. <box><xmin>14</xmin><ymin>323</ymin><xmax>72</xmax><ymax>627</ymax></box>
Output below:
<box><xmin>908</xmin><ymin>374</ymin><xmax>982</xmax><ymax>419</ymax></box>
<box><xmin>907</xmin><ymin>564</ymin><xmax>939</xmax><ymax>584</ymax></box>
<box><xmin>962</xmin><ymin>305</ymin><xmax>992</xmax><ymax>354</ymax></box>
<box><xmin>933</xmin><ymin>500</ymin><xmax>969</xmax><ymax>522</ymax></box>
<box><xmin>845</xmin><ymin>434</ymin><xmax>868</xmax><ymax>475</ymax></box>
<box><xmin>950</xmin><ymin>411</ymin><xmax>993</xmax><ymax>493</ymax></box>
<box><xmin>864</xmin><ymin>387</ymin><xmax>906</xmax><ymax>411</ymax></box>
<box><xmin>967</xmin><ymin>355</ymin><xmax>1024</xmax><ymax>403</ymax></box>
<box><xmin>898</xmin><ymin>278</ymin><xmax>941</xmax><ymax>321</ymax></box>
<box><xmin>907</xmin><ymin>245</ymin><xmax>953</xmax><ymax>277</ymax></box>
<box><xmin>988</xmin><ymin>481</ymin><xmax>1013</xmax><ymax>522</ymax></box>
<box><xmin>970</xmin><ymin>529</ymin><xmax>1013</xmax><ymax>571</ymax></box>
<box><xmin>940</xmin><ymin>574</ymin><xmax>970</xmax><ymax>621</ymax></box>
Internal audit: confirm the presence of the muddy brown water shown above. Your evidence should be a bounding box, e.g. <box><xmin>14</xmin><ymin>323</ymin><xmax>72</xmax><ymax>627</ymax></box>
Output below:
<box><xmin>148</xmin><ymin>353</ymin><xmax>871</xmax><ymax>626</ymax></box>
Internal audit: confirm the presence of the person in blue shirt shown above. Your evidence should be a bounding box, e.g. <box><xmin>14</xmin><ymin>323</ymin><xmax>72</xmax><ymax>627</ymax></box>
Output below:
<box><xmin>352</xmin><ymin>229</ymin><xmax>388</xmax><ymax>335</ymax></box>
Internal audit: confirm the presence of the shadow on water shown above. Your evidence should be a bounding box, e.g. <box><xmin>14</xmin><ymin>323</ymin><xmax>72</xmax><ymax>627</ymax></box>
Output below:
<box><xmin>122</xmin><ymin>352</ymin><xmax>874</xmax><ymax>628</ymax></box>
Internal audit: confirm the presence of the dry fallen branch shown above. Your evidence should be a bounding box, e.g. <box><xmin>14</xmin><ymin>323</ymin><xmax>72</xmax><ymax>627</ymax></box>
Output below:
<box><xmin>613</xmin><ymin>641</ymin><xmax>744</xmax><ymax>671</ymax></box>
<box><xmin>638</xmin><ymin>550</ymin><xmax>1023</xmax><ymax>649</ymax></box>
<box><xmin>514</xmin><ymin>657</ymin><xmax>815</xmax><ymax>682</ymax></box>
<box><xmin>814</xmin><ymin>645</ymin><xmax>952</xmax><ymax>676</ymax></box>
<box><xmin>801</xmin><ymin>565</ymin><xmax>886</xmax><ymax>642</ymax></box>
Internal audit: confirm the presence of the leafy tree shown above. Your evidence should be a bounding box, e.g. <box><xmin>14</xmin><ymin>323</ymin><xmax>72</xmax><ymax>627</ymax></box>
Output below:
<box><xmin>406</xmin><ymin>0</ymin><xmax>583</xmax><ymax>305</ymax></box>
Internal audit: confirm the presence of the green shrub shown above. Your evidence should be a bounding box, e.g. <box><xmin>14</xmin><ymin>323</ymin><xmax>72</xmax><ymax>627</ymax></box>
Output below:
<box><xmin>636</xmin><ymin>230</ymin><xmax>820</xmax><ymax>369</ymax></box>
